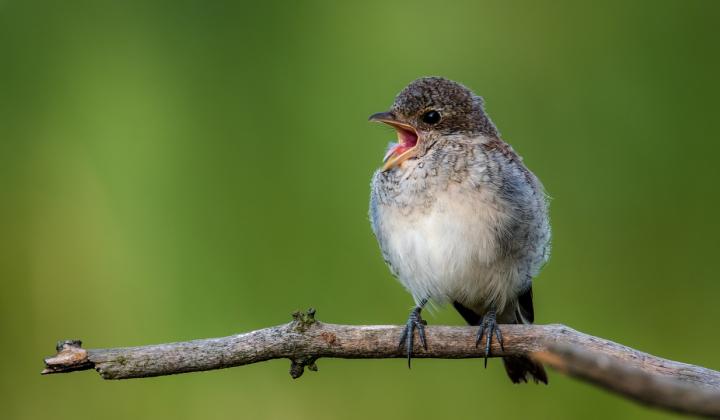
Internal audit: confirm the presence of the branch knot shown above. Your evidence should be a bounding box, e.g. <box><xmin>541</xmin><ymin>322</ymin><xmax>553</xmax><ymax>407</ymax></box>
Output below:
<box><xmin>290</xmin><ymin>308</ymin><xmax>317</xmax><ymax>333</ymax></box>
<box><xmin>289</xmin><ymin>356</ymin><xmax>318</xmax><ymax>379</ymax></box>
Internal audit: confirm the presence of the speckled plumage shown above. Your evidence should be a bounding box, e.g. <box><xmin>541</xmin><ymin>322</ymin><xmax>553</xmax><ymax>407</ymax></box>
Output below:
<box><xmin>369</xmin><ymin>77</ymin><xmax>550</xmax><ymax>383</ymax></box>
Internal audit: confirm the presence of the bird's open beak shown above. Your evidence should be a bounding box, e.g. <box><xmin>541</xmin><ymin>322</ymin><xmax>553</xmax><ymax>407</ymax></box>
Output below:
<box><xmin>369</xmin><ymin>111</ymin><xmax>420</xmax><ymax>172</ymax></box>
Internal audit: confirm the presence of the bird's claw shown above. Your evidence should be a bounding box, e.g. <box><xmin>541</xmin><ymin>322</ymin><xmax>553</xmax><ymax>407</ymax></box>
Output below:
<box><xmin>475</xmin><ymin>310</ymin><xmax>504</xmax><ymax>367</ymax></box>
<box><xmin>398</xmin><ymin>306</ymin><xmax>427</xmax><ymax>368</ymax></box>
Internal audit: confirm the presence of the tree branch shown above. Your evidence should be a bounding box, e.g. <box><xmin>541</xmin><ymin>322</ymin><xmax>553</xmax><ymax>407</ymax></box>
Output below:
<box><xmin>43</xmin><ymin>309</ymin><xmax>720</xmax><ymax>417</ymax></box>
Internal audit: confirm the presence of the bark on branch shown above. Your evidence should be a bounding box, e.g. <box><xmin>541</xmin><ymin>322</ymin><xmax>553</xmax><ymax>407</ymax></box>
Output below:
<box><xmin>42</xmin><ymin>309</ymin><xmax>720</xmax><ymax>417</ymax></box>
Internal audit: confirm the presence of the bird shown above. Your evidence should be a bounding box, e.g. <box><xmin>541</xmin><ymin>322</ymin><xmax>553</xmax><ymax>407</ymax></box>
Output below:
<box><xmin>368</xmin><ymin>77</ymin><xmax>550</xmax><ymax>384</ymax></box>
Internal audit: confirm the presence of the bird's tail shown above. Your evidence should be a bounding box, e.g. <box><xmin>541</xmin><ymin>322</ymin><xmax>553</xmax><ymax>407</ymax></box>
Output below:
<box><xmin>502</xmin><ymin>286</ymin><xmax>548</xmax><ymax>384</ymax></box>
<box><xmin>502</xmin><ymin>355</ymin><xmax>548</xmax><ymax>384</ymax></box>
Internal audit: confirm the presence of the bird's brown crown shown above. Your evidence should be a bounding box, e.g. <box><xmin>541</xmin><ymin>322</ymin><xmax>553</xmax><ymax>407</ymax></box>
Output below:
<box><xmin>391</xmin><ymin>77</ymin><xmax>497</xmax><ymax>137</ymax></box>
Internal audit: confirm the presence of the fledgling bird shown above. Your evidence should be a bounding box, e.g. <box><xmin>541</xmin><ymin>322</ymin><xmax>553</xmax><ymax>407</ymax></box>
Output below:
<box><xmin>369</xmin><ymin>77</ymin><xmax>550</xmax><ymax>384</ymax></box>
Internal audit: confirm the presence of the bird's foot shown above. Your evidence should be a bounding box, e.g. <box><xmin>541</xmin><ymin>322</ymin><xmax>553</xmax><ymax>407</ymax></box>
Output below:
<box><xmin>475</xmin><ymin>310</ymin><xmax>504</xmax><ymax>367</ymax></box>
<box><xmin>398</xmin><ymin>305</ymin><xmax>427</xmax><ymax>368</ymax></box>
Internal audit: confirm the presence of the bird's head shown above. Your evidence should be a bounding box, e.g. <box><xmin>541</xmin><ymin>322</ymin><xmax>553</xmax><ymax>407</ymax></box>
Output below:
<box><xmin>369</xmin><ymin>77</ymin><xmax>497</xmax><ymax>171</ymax></box>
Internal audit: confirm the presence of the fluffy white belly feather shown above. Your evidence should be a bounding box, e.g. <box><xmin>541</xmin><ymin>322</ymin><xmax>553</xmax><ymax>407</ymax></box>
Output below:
<box><xmin>379</xmin><ymin>187</ymin><xmax>521</xmax><ymax>312</ymax></box>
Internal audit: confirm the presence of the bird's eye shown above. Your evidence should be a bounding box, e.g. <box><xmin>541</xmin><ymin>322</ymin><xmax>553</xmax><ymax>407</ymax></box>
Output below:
<box><xmin>421</xmin><ymin>110</ymin><xmax>441</xmax><ymax>125</ymax></box>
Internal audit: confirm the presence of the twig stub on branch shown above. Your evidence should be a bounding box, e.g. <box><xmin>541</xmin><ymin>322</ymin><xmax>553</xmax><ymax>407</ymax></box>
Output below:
<box><xmin>42</xmin><ymin>340</ymin><xmax>93</xmax><ymax>375</ymax></box>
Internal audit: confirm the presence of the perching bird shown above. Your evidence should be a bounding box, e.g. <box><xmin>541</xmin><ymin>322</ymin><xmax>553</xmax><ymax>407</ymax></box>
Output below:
<box><xmin>369</xmin><ymin>77</ymin><xmax>550</xmax><ymax>384</ymax></box>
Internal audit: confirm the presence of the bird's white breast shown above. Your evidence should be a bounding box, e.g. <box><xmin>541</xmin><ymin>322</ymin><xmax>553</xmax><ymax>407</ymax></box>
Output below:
<box><xmin>377</xmin><ymin>183</ymin><xmax>521</xmax><ymax>312</ymax></box>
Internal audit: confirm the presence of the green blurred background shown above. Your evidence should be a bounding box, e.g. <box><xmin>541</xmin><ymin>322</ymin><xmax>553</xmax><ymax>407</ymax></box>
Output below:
<box><xmin>2</xmin><ymin>0</ymin><xmax>719</xmax><ymax>418</ymax></box>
